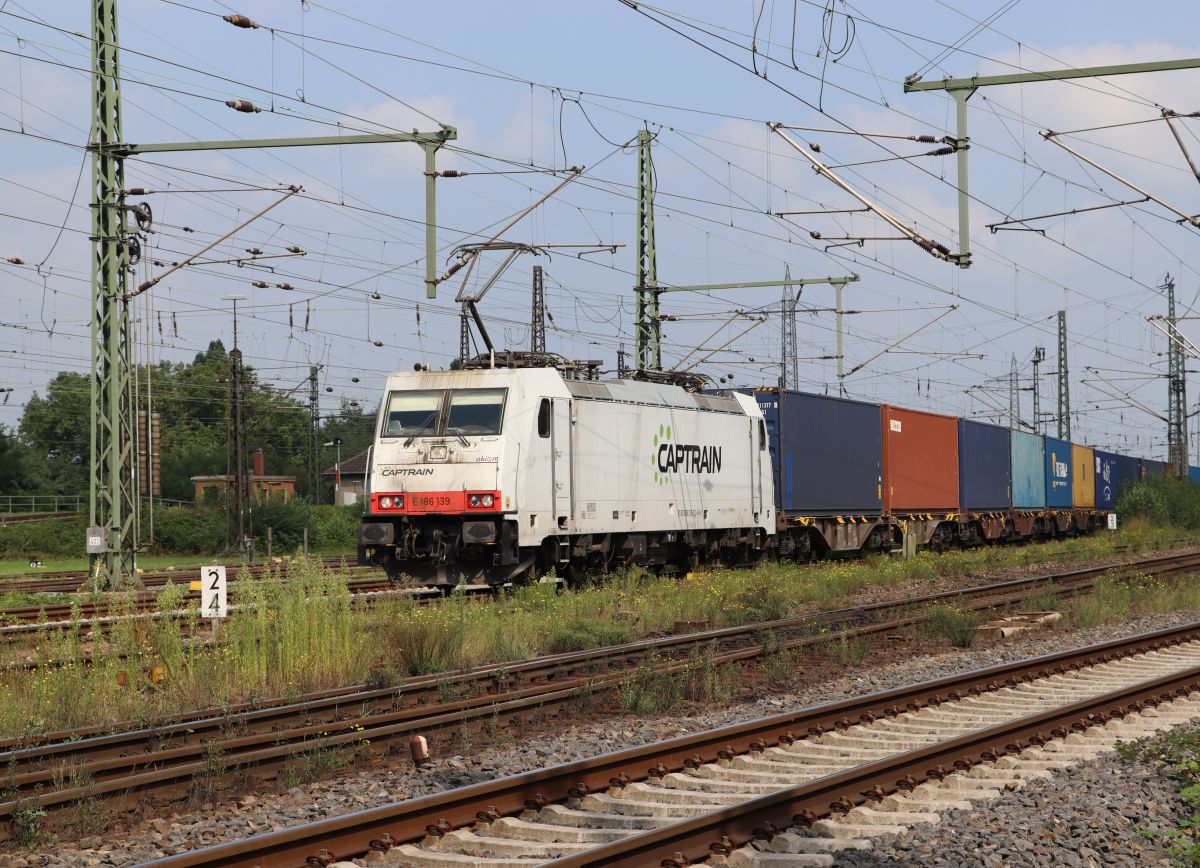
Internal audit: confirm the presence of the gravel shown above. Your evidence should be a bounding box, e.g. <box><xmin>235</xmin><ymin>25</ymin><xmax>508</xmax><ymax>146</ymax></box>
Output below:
<box><xmin>834</xmin><ymin>749</ymin><xmax>1189</xmax><ymax>867</ymax></box>
<box><xmin>15</xmin><ymin>608</ymin><xmax>1200</xmax><ymax>867</ymax></box>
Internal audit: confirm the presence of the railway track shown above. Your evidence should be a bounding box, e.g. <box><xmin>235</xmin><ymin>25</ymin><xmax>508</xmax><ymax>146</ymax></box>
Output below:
<box><xmin>0</xmin><ymin>511</ymin><xmax>81</xmax><ymax>527</ymax></box>
<box><xmin>0</xmin><ymin>574</ymin><xmax>394</xmax><ymax>630</ymax></box>
<box><xmin>0</xmin><ymin>539</ymin><xmax>1194</xmax><ymax>637</ymax></box>
<box><xmin>0</xmin><ymin>555</ymin><xmax>367</xmax><ymax>596</ymax></box>
<box><xmin>0</xmin><ymin>547</ymin><xmax>1198</xmax><ymax>842</ymax></box>
<box><xmin>141</xmin><ymin>621</ymin><xmax>1200</xmax><ymax>868</ymax></box>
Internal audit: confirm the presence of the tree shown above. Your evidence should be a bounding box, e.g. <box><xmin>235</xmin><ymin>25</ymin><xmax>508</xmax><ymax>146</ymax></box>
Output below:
<box><xmin>0</xmin><ymin>425</ymin><xmax>39</xmax><ymax>497</ymax></box>
<box><xmin>9</xmin><ymin>340</ymin><xmax>321</xmax><ymax>502</ymax></box>
<box><xmin>17</xmin><ymin>372</ymin><xmax>90</xmax><ymax>496</ymax></box>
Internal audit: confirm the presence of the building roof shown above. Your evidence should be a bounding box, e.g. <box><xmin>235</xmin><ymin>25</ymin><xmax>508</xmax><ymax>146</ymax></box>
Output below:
<box><xmin>323</xmin><ymin>448</ymin><xmax>370</xmax><ymax>478</ymax></box>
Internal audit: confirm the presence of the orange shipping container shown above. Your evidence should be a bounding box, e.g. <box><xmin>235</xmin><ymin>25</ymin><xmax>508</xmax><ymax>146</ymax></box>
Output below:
<box><xmin>1071</xmin><ymin>444</ymin><xmax>1096</xmax><ymax>508</ymax></box>
<box><xmin>881</xmin><ymin>406</ymin><xmax>960</xmax><ymax>513</ymax></box>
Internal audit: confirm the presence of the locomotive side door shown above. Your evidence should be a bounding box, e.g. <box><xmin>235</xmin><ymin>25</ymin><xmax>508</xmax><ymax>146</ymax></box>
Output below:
<box><xmin>552</xmin><ymin>398</ymin><xmax>572</xmax><ymax>524</ymax></box>
<box><xmin>751</xmin><ymin>418</ymin><xmax>763</xmax><ymax>517</ymax></box>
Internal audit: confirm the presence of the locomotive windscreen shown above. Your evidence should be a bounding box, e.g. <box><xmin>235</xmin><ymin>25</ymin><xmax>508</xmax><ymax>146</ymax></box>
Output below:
<box><xmin>446</xmin><ymin>389</ymin><xmax>507</xmax><ymax>435</ymax></box>
<box><xmin>383</xmin><ymin>390</ymin><xmax>442</xmax><ymax>436</ymax></box>
<box><xmin>382</xmin><ymin>388</ymin><xmax>508</xmax><ymax>437</ymax></box>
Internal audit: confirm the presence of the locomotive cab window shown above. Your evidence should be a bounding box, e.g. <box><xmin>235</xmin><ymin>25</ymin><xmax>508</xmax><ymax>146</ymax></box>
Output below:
<box><xmin>382</xmin><ymin>390</ymin><xmax>443</xmax><ymax>437</ymax></box>
<box><xmin>537</xmin><ymin>399</ymin><xmax>551</xmax><ymax>438</ymax></box>
<box><xmin>758</xmin><ymin>419</ymin><xmax>767</xmax><ymax>450</ymax></box>
<box><xmin>446</xmin><ymin>388</ymin><xmax>507</xmax><ymax>436</ymax></box>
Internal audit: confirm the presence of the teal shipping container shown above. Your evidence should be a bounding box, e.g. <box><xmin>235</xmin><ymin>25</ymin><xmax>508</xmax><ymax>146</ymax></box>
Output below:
<box><xmin>1010</xmin><ymin>430</ymin><xmax>1045</xmax><ymax>508</ymax></box>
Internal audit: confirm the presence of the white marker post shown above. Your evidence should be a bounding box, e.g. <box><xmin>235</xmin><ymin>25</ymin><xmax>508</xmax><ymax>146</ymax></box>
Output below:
<box><xmin>1108</xmin><ymin>513</ymin><xmax>1118</xmax><ymax>532</ymax></box>
<box><xmin>201</xmin><ymin>566</ymin><xmax>228</xmax><ymax>631</ymax></box>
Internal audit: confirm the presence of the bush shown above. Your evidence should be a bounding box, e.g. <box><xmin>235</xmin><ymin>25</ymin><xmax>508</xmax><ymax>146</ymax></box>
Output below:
<box><xmin>152</xmin><ymin>506</ymin><xmax>226</xmax><ymax>553</ymax></box>
<box><xmin>0</xmin><ymin>515</ymin><xmax>88</xmax><ymax>558</ymax></box>
<box><xmin>151</xmin><ymin>501</ymin><xmax>360</xmax><ymax>554</ymax></box>
<box><xmin>1118</xmin><ymin>476</ymin><xmax>1200</xmax><ymax>529</ymax></box>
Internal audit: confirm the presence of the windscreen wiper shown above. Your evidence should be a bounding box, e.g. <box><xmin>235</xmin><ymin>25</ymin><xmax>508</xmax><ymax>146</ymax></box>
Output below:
<box><xmin>445</xmin><ymin>425</ymin><xmax>470</xmax><ymax>447</ymax></box>
<box><xmin>403</xmin><ymin>411</ymin><xmax>438</xmax><ymax>447</ymax></box>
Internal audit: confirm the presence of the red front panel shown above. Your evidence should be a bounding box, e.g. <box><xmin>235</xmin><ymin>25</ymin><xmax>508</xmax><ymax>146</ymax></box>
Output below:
<box><xmin>409</xmin><ymin>491</ymin><xmax>467</xmax><ymax>513</ymax></box>
<box><xmin>371</xmin><ymin>490</ymin><xmax>502</xmax><ymax>515</ymax></box>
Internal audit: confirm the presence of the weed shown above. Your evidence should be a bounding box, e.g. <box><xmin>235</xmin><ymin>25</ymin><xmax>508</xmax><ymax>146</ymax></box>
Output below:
<box><xmin>10</xmin><ymin>794</ymin><xmax>45</xmax><ymax>848</ymax></box>
<box><xmin>618</xmin><ymin>654</ymin><xmax>684</xmax><ymax>714</ymax></box>
<box><xmin>822</xmin><ymin>632</ymin><xmax>870</xmax><ymax>664</ymax></box>
<box><xmin>436</xmin><ymin>677</ymin><xmax>475</xmax><ymax>705</ymax></box>
<box><xmin>453</xmin><ymin>720</ymin><xmax>473</xmax><ymax>754</ymax></box>
<box><xmin>190</xmin><ymin>742</ymin><xmax>226</xmax><ymax>803</ymax></box>
<box><xmin>1023</xmin><ymin>582</ymin><xmax>1062</xmax><ymax>614</ymax></box>
<box><xmin>1117</xmin><ymin>727</ymin><xmax>1200</xmax><ymax>864</ymax></box>
<box><xmin>928</xmin><ymin>605</ymin><xmax>980</xmax><ymax>648</ymax></box>
<box><xmin>364</xmin><ymin>665</ymin><xmax>401</xmax><ymax>691</ymax></box>
<box><xmin>544</xmin><ymin>620</ymin><xmax>633</xmax><ymax>654</ymax></box>
<box><xmin>280</xmin><ymin>741</ymin><xmax>355</xmax><ymax>788</ymax></box>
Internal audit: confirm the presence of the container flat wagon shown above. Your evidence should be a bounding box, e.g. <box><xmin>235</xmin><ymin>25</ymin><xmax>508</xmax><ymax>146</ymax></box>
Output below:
<box><xmin>753</xmin><ymin>388</ymin><xmax>1110</xmax><ymax>558</ymax></box>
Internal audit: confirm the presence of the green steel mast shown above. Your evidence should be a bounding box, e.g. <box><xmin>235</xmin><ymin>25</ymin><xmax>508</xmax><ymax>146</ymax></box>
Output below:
<box><xmin>1166</xmin><ymin>275</ymin><xmax>1188</xmax><ymax>476</ymax></box>
<box><xmin>88</xmin><ymin>0</ymin><xmax>138</xmax><ymax>587</ymax></box>
<box><xmin>634</xmin><ymin>129</ymin><xmax>659</xmax><ymax>371</ymax></box>
<box><xmin>1057</xmin><ymin>310</ymin><xmax>1070</xmax><ymax>440</ymax></box>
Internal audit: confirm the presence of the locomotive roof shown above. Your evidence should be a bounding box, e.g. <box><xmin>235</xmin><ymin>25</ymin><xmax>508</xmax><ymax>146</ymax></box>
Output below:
<box><xmin>564</xmin><ymin>378</ymin><xmax>746</xmax><ymax>414</ymax></box>
<box><xmin>381</xmin><ymin>367</ymin><xmax>749</xmax><ymax>414</ymax></box>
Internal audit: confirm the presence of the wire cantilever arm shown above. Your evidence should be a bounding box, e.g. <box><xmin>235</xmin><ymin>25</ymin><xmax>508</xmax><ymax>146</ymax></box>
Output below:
<box><xmin>1041</xmin><ymin>131</ymin><xmax>1200</xmax><ymax>228</ymax></box>
<box><xmin>126</xmin><ymin>186</ymin><xmax>301</xmax><ymax>300</ymax></box>
<box><xmin>768</xmin><ymin>123</ymin><xmax>957</xmax><ymax>263</ymax></box>
<box><xmin>986</xmin><ymin>197</ymin><xmax>1150</xmax><ymax>233</ymax></box>
<box><xmin>840</xmin><ymin>305</ymin><xmax>958</xmax><ymax>378</ymax></box>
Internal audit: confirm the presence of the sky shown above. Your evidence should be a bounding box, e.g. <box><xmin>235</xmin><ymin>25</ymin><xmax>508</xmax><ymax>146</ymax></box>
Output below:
<box><xmin>2</xmin><ymin>0</ymin><xmax>1200</xmax><ymax>461</ymax></box>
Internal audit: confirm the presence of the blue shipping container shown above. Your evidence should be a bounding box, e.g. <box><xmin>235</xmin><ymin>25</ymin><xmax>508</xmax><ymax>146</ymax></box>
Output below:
<box><xmin>1190</xmin><ymin>466</ymin><xmax>1200</xmax><ymax>485</ymax></box>
<box><xmin>754</xmin><ymin>389</ymin><xmax>883</xmax><ymax>515</ymax></box>
<box><xmin>1114</xmin><ymin>454</ymin><xmax>1140</xmax><ymax>496</ymax></box>
<box><xmin>958</xmin><ymin>420</ymin><xmax>1011</xmax><ymax>510</ymax></box>
<box><xmin>1044</xmin><ymin>436</ymin><xmax>1073</xmax><ymax>507</ymax></box>
<box><xmin>1011</xmin><ymin>430</ymin><xmax>1046</xmax><ymax>508</ymax></box>
<box><xmin>1094</xmin><ymin>450</ymin><xmax>1118</xmax><ymax>510</ymax></box>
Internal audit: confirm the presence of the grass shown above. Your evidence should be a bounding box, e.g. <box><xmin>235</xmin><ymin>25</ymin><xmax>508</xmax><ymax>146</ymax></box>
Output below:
<box><xmin>1070</xmin><ymin>570</ymin><xmax>1200</xmax><ymax>629</ymax></box>
<box><xmin>0</xmin><ymin>526</ymin><xmax>1190</xmax><ymax>741</ymax></box>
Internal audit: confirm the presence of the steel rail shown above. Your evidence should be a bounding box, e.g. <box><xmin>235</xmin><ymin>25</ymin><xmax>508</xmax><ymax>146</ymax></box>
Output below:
<box><xmin>140</xmin><ymin>620</ymin><xmax>1200</xmax><ymax>867</ymax></box>
<box><xmin>548</xmin><ymin>662</ymin><xmax>1200</xmax><ymax>867</ymax></box>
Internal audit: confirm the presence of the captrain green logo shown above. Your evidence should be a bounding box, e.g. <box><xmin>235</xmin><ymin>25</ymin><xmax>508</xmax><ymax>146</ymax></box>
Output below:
<box><xmin>651</xmin><ymin>424</ymin><xmax>672</xmax><ymax>486</ymax></box>
<box><xmin>651</xmin><ymin>423</ymin><xmax>722</xmax><ymax>486</ymax></box>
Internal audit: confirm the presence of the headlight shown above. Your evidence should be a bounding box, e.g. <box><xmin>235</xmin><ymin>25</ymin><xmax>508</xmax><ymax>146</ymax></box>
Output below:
<box><xmin>468</xmin><ymin>494</ymin><xmax>481</xmax><ymax>507</ymax></box>
<box><xmin>379</xmin><ymin>496</ymin><xmax>393</xmax><ymax>509</ymax></box>
<box><xmin>394</xmin><ymin>495</ymin><xmax>404</xmax><ymax>509</ymax></box>
<box><xmin>480</xmin><ymin>493</ymin><xmax>494</xmax><ymax>507</ymax></box>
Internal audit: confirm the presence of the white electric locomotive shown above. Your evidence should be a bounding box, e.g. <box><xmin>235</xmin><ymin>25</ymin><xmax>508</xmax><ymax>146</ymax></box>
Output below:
<box><xmin>357</xmin><ymin>362</ymin><xmax>774</xmax><ymax>586</ymax></box>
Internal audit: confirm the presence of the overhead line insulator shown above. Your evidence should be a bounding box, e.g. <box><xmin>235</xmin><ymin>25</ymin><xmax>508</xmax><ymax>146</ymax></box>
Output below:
<box><xmin>223</xmin><ymin>14</ymin><xmax>260</xmax><ymax>29</ymax></box>
<box><xmin>226</xmin><ymin>99</ymin><xmax>262</xmax><ymax>114</ymax></box>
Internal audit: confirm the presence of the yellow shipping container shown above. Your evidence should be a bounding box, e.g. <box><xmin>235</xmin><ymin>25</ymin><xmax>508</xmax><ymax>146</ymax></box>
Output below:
<box><xmin>1072</xmin><ymin>444</ymin><xmax>1095</xmax><ymax>508</ymax></box>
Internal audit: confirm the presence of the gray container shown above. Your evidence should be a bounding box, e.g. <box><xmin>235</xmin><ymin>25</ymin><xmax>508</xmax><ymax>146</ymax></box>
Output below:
<box><xmin>753</xmin><ymin>389</ymin><xmax>883</xmax><ymax>515</ymax></box>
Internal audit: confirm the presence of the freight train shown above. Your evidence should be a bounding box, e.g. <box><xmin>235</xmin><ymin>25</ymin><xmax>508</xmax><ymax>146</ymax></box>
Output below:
<box><xmin>357</xmin><ymin>360</ymin><xmax>1174</xmax><ymax>587</ymax></box>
